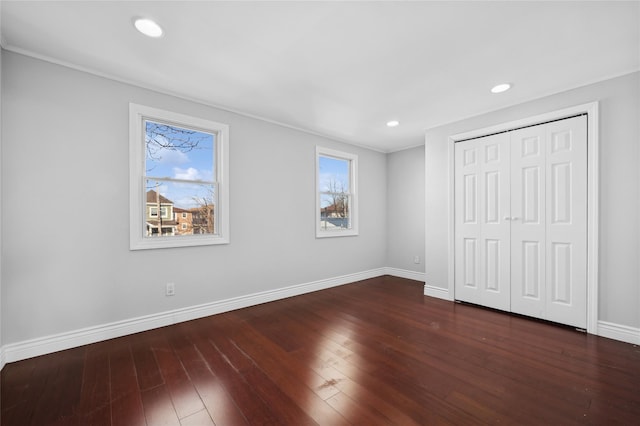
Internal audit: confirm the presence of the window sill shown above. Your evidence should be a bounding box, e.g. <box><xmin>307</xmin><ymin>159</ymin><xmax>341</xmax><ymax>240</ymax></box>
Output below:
<box><xmin>316</xmin><ymin>230</ymin><xmax>359</xmax><ymax>239</ymax></box>
<box><xmin>130</xmin><ymin>235</ymin><xmax>229</xmax><ymax>250</ymax></box>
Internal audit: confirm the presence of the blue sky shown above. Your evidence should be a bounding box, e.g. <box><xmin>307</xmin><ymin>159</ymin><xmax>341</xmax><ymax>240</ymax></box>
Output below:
<box><xmin>318</xmin><ymin>155</ymin><xmax>350</xmax><ymax>210</ymax></box>
<box><xmin>145</xmin><ymin>121</ymin><xmax>216</xmax><ymax>209</ymax></box>
<box><xmin>318</xmin><ymin>155</ymin><xmax>349</xmax><ymax>193</ymax></box>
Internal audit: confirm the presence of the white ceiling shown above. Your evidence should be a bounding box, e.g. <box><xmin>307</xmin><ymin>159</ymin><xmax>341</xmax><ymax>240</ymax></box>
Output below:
<box><xmin>2</xmin><ymin>1</ymin><xmax>639</xmax><ymax>152</ymax></box>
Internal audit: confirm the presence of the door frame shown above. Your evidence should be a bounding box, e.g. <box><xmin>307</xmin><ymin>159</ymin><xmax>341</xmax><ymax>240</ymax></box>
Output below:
<box><xmin>446</xmin><ymin>102</ymin><xmax>599</xmax><ymax>333</ymax></box>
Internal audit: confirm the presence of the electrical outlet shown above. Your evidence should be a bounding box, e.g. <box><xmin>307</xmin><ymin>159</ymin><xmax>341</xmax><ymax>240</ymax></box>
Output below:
<box><xmin>166</xmin><ymin>282</ymin><xmax>175</xmax><ymax>296</ymax></box>
<box><xmin>413</xmin><ymin>256</ymin><xmax>420</xmax><ymax>264</ymax></box>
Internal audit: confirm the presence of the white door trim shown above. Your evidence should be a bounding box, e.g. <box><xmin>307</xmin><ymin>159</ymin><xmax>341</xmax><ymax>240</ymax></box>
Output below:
<box><xmin>446</xmin><ymin>102</ymin><xmax>599</xmax><ymax>334</ymax></box>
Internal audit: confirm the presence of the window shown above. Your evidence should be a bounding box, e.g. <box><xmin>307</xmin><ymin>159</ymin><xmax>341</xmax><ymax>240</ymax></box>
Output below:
<box><xmin>129</xmin><ymin>104</ymin><xmax>229</xmax><ymax>250</ymax></box>
<box><xmin>316</xmin><ymin>147</ymin><xmax>358</xmax><ymax>237</ymax></box>
<box><xmin>149</xmin><ymin>206</ymin><xmax>169</xmax><ymax>219</ymax></box>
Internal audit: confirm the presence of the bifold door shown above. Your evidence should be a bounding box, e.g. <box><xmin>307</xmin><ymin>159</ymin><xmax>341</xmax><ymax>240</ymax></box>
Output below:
<box><xmin>454</xmin><ymin>132</ymin><xmax>511</xmax><ymax>311</ymax></box>
<box><xmin>454</xmin><ymin>115</ymin><xmax>587</xmax><ymax>328</ymax></box>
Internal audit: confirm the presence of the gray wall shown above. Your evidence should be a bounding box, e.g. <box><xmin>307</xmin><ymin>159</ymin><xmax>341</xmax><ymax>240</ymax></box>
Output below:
<box><xmin>425</xmin><ymin>71</ymin><xmax>640</xmax><ymax>329</ymax></box>
<box><xmin>386</xmin><ymin>145</ymin><xmax>425</xmax><ymax>273</ymax></box>
<box><xmin>1</xmin><ymin>51</ymin><xmax>387</xmax><ymax>344</ymax></box>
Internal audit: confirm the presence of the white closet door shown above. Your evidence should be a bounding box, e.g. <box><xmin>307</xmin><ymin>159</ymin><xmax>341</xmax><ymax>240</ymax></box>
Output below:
<box><xmin>510</xmin><ymin>125</ymin><xmax>547</xmax><ymax>319</ymax></box>
<box><xmin>455</xmin><ymin>133</ymin><xmax>511</xmax><ymax>311</ymax></box>
<box><xmin>510</xmin><ymin>116</ymin><xmax>587</xmax><ymax>328</ymax></box>
<box><xmin>544</xmin><ymin>116</ymin><xmax>587</xmax><ymax>328</ymax></box>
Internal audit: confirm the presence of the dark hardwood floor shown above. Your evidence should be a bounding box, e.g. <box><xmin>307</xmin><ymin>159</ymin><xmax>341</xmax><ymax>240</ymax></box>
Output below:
<box><xmin>2</xmin><ymin>275</ymin><xmax>639</xmax><ymax>425</ymax></box>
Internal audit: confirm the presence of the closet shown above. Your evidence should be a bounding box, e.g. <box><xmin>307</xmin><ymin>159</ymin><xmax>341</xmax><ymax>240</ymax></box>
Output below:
<box><xmin>454</xmin><ymin>115</ymin><xmax>587</xmax><ymax>328</ymax></box>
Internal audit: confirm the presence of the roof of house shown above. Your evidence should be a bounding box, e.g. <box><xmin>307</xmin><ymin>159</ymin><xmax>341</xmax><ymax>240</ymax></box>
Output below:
<box><xmin>146</xmin><ymin>189</ymin><xmax>173</xmax><ymax>205</ymax></box>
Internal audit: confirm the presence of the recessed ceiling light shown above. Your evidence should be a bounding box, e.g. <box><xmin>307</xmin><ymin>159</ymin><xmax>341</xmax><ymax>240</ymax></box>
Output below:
<box><xmin>386</xmin><ymin>120</ymin><xmax>400</xmax><ymax>128</ymax></box>
<box><xmin>134</xmin><ymin>18</ymin><xmax>163</xmax><ymax>38</ymax></box>
<box><xmin>491</xmin><ymin>83</ymin><xmax>512</xmax><ymax>94</ymax></box>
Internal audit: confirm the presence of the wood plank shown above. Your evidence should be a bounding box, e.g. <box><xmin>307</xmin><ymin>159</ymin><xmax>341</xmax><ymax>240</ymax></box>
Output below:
<box><xmin>131</xmin><ymin>332</ymin><xmax>165</xmax><ymax>391</ymax></box>
<box><xmin>140</xmin><ymin>385</ymin><xmax>181</xmax><ymax>426</ymax></box>
<box><xmin>152</xmin><ymin>335</ymin><xmax>206</xmax><ymax>420</ymax></box>
<box><xmin>179</xmin><ymin>408</ymin><xmax>215</xmax><ymax>426</ymax></box>
<box><xmin>76</xmin><ymin>341</ymin><xmax>112</xmax><ymax>425</ymax></box>
<box><xmin>189</xmin><ymin>335</ymin><xmax>281</xmax><ymax>425</ymax></box>
<box><xmin>172</xmin><ymin>339</ymin><xmax>248</xmax><ymax>426</ymax></box>
<box><xmin>28</xmin><ymin>346</ymin><xmax>85</xmax><ymax>425</ymax></box>
<box><xmin>325</xmin><ymin>392</ymin><xmax>390</xmax><ymax>426</ymax></box>
<box><xmin>224</xmin><ymin>321</ymin><xmax>347</xmax><ymax>425</ymax></box>
<box><xmin>109</xmin><ymin>338</ymin><xmax>146</xmax><ymax>426</ymax></box>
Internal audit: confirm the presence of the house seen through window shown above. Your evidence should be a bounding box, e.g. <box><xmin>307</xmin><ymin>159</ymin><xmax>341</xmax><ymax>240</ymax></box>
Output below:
<box><xmin>144</xmin><ymin>120</ymin><xmax>216</xmax><ymax>237</ymax></box>
<box><xmin>129</xmin><ymin>104</ymin><xmax>229</xmax><ymax>250</ymax></box>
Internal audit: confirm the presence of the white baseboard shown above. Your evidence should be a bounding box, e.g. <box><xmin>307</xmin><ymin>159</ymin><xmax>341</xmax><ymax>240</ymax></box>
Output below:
<box><xmin>597</xmin><ymin>321</ymin><xmax>640</xmax><ymax>345</ymax></box>
<box><xmin>423</xmin><ymin>284</ymin><xmax>453</xmax><ymax>301</ymax></box>
<box><xmin>2</xmin><ymin>268</ymin><xmax>386</xmax><ymax>365</ymax></box>
<box><xmin>383</xmin><ymin>267</ymin><xmax>425</xmax><ymax>282</ymax></box>
<box><xmin>382</xmin><ymin>268</ymin><xmax>453</xmax><ymax>301</ymax></box>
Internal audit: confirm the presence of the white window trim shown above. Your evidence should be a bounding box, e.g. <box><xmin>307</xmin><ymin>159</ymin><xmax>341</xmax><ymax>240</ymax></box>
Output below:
<box><xmin>316</xmin><ymin>146</ymin><xmax>358</xmax><ymax>238</ymax></box>
<box><xmin>129</xmin><ymin>103</ymin><xmax>229</xmax><ymax>250</ymax></box>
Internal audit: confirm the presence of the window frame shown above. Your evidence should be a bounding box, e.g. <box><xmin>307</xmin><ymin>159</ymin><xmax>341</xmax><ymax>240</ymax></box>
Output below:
<box><xmin>149</xmin><ymin>206</ymin><xmax>169</xmax><ymax>219</ymax></box>
<box><xmin>315</xmin><ymin>146</ymin><xmax>358</xmax><ymax>238</ymax></box>
<box><xmin>129</xmin><ymin>103</ymin><xmax>229</xmax><ymax>250</ymax></box>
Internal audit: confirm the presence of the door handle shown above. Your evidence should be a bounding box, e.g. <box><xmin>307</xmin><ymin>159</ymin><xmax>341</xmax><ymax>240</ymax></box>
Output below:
<box><xmin>503</xmin><ymin>216</ymin><xmax>511</xmax><ymax>221</ymax></box>
<box><xmin>511</xmin><ymin>217</ymin><xmax>520</xmax><ymax>221</ymax></box>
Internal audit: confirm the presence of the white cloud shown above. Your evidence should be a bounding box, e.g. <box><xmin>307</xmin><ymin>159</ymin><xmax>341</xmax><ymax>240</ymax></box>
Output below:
<box><xmin>159</xmin><ymin>148</ymin><xmax>189</xmax><ymax>165</ymax></box>
<box><xmin>174</xmin><ymin>167</ymin><xmax>202</xmax><ymax>181</ymax></box>
<box><xmin>173</xmin><ymin>167</ymin><xmax>214</xmax><ymax>182</ymax></box>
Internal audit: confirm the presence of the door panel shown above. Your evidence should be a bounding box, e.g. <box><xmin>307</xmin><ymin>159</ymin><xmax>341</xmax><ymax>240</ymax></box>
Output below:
<box><xmin>522</xmin><ymin>166</ymin><xmax>541</xmax><ymax>224</ymax></box>
<box><xmin>463</xmin><ymin>238</ymin><xmax>478</xmax><ymax>288</ymax></box>
<box><xmin>545</xmin><ymin>116</ymin><xmax>587</xmax><ymax>328</ymax></box>
<box><xmin>522</xmin><ymin>240</ymin><xmax>541</xmax><ymax>299</ymax></box>
<box><xmin>521</xmin><ymin>136</ymin><xmax>540</xmax><ymax>157</ymax></box>
<box><xmin>455</xmin><ymin>133</ymin><xmax>510</xmax><ymax>311</ymax></box>
<box><xmin>485</xmin><ymin>171</ymin><xmax>500</xmax><ymax>224</ymax></box>
<box><xmin>455</xmin><ymin>143</ymin><xmax>481</xmax><ymax>303</ymax></box>
<box><xmin>485</xmin><ymin>239</ymin><xmax>500</xmax><ymax>291</ymax></box>
<box><xmin>464</xmin><ymin>174</ymin><xmax>477</xmax><ymax>223</ymax></box>
<box><xmin>551</xmin><ymin>162</ymin><xmax>572</xmax><ymax>224</ymax></box>
<box><xmin>550</xmin><ymin>242</ymin><xmax>572</xmax><ymax>304</ymax></box>
<box><xmin>510</xmin><ymin>126</ymin><xmax>546</xmax><ymax>319</ymax></box>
